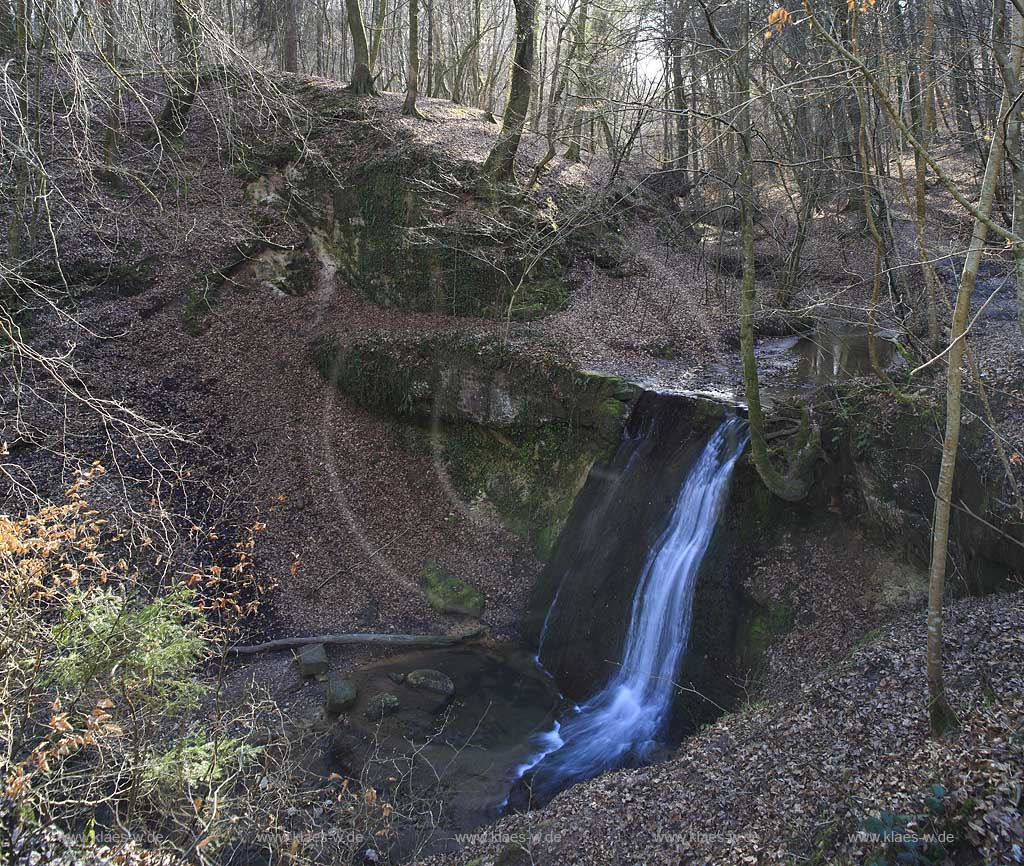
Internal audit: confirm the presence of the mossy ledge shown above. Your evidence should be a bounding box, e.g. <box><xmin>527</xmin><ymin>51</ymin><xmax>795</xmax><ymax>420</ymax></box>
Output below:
<box><xmin>316</xmin><ymin>332</ymin><xmax>639</xmax><ymax>558</ymax></box>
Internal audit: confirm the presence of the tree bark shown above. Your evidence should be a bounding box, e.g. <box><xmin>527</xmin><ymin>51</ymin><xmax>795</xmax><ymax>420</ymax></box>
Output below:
<box><xmin>737</xmin><ymin>0</ymin><xmax>819</xmax><ymax>503</ymax></box>
<box><xmin>7</xmin><ymin>0</ymin><xmax>28</xmax><ymax>262</ymax></box>
<box><xmin>669</xmin><ymin>0</ymin><xmax>689</xmax><ymax>171</ymax></box>
<box><xmin>283</xmin><ymin>0</ymin><xmax>299</xmax><ymax>72</ymax></box>
<box><xmin>480</xmin><ymin>0</ymin><xmax>536</xmax><ymax>185</ymax></box>
<box><xmin>910</xmin><ymin>0</ymin><xmax>940</xmax><ymax>350</ymax></box>
<box><xmin>564</xmin><ymin>0</ymin><xmax>589</xmax><ymax>161</ymax></box>
<box><xmin>994</xmin><ymin>8</ymin><xmax>1024</xmax><ymax>337</ymax></box>
<box><xmin>367</xmin><ymin>0</ymin><xmax>387</xmax><ymax>71</ymax></box>
<box><xmin>425</xmin><ymin>0</ymin><xmax>434</xmax><ymax>96</ymax></box>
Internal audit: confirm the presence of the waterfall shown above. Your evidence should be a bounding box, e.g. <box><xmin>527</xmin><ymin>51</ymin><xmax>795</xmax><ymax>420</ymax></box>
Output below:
<box><xmin>512</xmin><ymin>416</ymin><xmax>748</xmax><ymax>804</ymax></box>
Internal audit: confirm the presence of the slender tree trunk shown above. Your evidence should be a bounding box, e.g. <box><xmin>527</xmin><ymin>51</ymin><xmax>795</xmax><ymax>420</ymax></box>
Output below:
<box><xmin>344</xmin><ymin>0</ymin><xmax>376</xmax><ymax>94</ymax></box>
<box><xmin>0</xmin><ymin>0</ymin><xmax>15</xmax><ymax>50</ymax></box>
<box><xmin>7</xmin><ymin>0</ymin><xmax>29</xmax><ymax>262</ymax></box>
<box><xmin>480</xmin><ymin>0</ymin><xmax>536</xmax><ymax>185</ymax></box>
<box><xmin>670</xmin><ymin>0</ymin><xmax>688</xmax><ymax>171</ymax></box>
<box><xmin>425</xmin><ymin>0</ymin><xmax>434</xmax><ymax>96</ymax></box>
<box><xmin>98</xmin><ymin>0</ymin><xmax>120</xmax><ymax>165</ymax></box>
<box><xmin>909</xmin><ymin>0</ymin><xmax>940</xmax><ymax>350</ymax></box>
<box><xmin>925</xmin><ymin>0</ymin><xmax>1020</xmax><ymax>737</ymax></box>
<box><xmin>564</xmin><ymin>0</ymin><xmax>589</xmax><ymax>161</ymax></box>
<box><xmin>159</xmin><ymin>0</ymin><xmax>201</xmax><ymax>138</ymax></box>
<box><xmin>737</xmin><ymin>0</ymin><xmax>818</xmax><ymax>503</ymax></box>
<box><xmin>995</xmin><ymin>10</ymin><xmax>1024</xmax><ymax>337</ymax></box>
<box><xmin>470</xmin><ymin>0</ymin><xmax>482</xmax><ymax>102</ymax></box>
<box><xmin>367</xmin><ymin>0</ymin><xmax>386</xmax><ymax>71</ymax></box>
<box><xmin>401</xmin><ymin>0</ymin><xmax>422</xmax><ymax>116</ymax></box>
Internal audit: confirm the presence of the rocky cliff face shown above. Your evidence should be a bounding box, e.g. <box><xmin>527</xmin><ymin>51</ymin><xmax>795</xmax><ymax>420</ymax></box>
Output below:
<box><xmin>237</xmin><ymin>87</ymin><xmax>637</xmax><ymax>318</ymax></box>
<box><xmin>315</xmin><ymin>332</ymin><xmax>638</xmax><ymax>559</ymax></box>
<box><xmin>828</xmin><ymin>386</ymin><xmax>1024</xmax><ymax>592</ymax></box>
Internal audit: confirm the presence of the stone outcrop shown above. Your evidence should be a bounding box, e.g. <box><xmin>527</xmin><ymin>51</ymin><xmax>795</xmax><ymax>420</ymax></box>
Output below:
<box><xmin>317</xmin><ymin>333</ymin><xmax>638</xmax><ymax>558</ymax></box>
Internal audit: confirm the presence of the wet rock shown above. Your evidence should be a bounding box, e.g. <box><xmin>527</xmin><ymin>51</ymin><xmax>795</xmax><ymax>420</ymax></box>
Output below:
<box><xmin>364</xmin><ymin>692</ymin><xmax>400</xmax><ymax>720</ymax></box>
<box><xmin>405</xmin><ymin>668</ymin><xmax>455</xmax><ymax>698</ymax></box>
<box><xmin>405</xmin><ymin>668</ymin><xmax>456</xmax><ymax>713</ymax></box>
<box><xmin>325</xmin><ymin>676</ymin><xmax>358</xmax><ymax>715</ymax></box>
<box><xmin>387</xmin><ymin>672</ymin><xmax>406</xmax><ymax>684</ymax></box>
<box><xmin>296</xmin><ymin>643</ymin><xmax>328</xmax><ymax>677</ymax></box>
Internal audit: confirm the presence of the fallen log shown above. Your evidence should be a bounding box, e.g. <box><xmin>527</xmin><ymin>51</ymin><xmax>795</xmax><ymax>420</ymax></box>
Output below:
<box><xmin>227</xmin><ymin>628</ymin><xmax>484</xmax><ymax>655</ymax></box>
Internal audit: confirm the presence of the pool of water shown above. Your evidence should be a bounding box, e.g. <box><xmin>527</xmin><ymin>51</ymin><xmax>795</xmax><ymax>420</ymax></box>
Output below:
<box><xmin>758</xmin><ymin>321</ymin><xmax>899</xmax><ymax>384</ymax></box>
<box><xmin>332</xmin><ymin>645</ymin><xmax>563</xmax><ymax>843</ymax></box>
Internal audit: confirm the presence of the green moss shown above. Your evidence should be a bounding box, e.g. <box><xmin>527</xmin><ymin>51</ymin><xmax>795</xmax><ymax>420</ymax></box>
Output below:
<box><xmin>422</xmin><ymin>560</ymin><xmax>485</xmax><ymax>617</ymax></box>
<box><xmin>737</xmin><ymin>599</ymin><xmax>794</xmax><ymax>673</ymax></box>
<box><xmin>443</xmin><ymin>422</ymin><xmax>606</xmax><ymax>559</ymax></box>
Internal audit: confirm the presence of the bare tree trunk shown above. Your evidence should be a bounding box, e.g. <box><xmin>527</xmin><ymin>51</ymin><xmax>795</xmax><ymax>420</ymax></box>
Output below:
<box><xmin>737</xmin><ymin>0</ymin><xmax>819</xmax><ymax>503</ymax></box>
<box><xmin>283</xmin><ymin>0</ymin><xmax>299</xmax><ymax>71</ymax></box>
<box><xmin>480</xmin><ymin>0</ymin><xmax>536</xmax><ymax>185</ymax></box>
<box><xmin>367</xmin><ymin>0</ymin><xmax>387</xmax><ymax>71</ymax></box>
<box><xmin>995</xmin><ymin>8</ymin><xmax>1024</xmax><ymax>337</ymax></box>
<box><xmin>925</xmin><ymin>0</ymin><xmax>1020</xmax><ymax>737</ymax></box>
<box><xmin>564</xmin><ymin>0</ymin><xmax>588</xmax><ymax>161</ymax></box>
<box><xmin>401</xmin><ymin>0</ymin><xmax>422</xmax><ymax>116</ymax></box>
<box><xmin>344</xmin><ymin>0</ymin><xmax>376</xmax><ymax>94</ymax></box>
<box><xmin>98</xmin><ymin>0</ymin><xmax>120</xmax><ymax>165</ymax></box>
<box><xmin>670</xmin><ymin>0</ymin><xmax>689</xmax><ymax>171</ymax></box>
<box><xmin>910</xmin><ymin>0</ymin><xmax>940</xmax><ymax>350</ymax></box>
<box><xmin>159</xmin><ymin>0</ymin><xmax>201</xmax><ymax>138</ymax></box>
<box><xmin>0</xmin><ymin>0</ymin><xmax>15</xmax><ymax>50</ymax></box>
<box><xmin>7</xmin><ymin>0</ymin><xmax>29</xmax><ymax>262</ymax></box>
<box><xmin>425</xmin><ymin>0</ymin><xmax>434</xmax><ymax>95</ymax></box>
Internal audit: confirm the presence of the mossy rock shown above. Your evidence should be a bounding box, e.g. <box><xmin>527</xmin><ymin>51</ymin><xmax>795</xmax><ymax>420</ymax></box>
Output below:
<box><xmin>288</xmin><ymin>128</ymin><xmax>571</xmax><ymax>318</ymax></box>
<box><xmin>422</xmin><ymin>561</ymin><xmax>485</xmax><ymax>617</ymax></box>
<box><xmin>315</xmin><ymin>335</ymin><xmax>638</xmax><ymax>558</ymax></box>
<box><xmin>325</xmin><ymin>676</ymin><xmax>358</xmax><ymax>714</ymax></box>
<box><xmin>364</xmin><ymin>692</ymin><xmax>400</xmax><ymax>720</ymax></box>
<box><xmin>736</xmin><ymin>598</ymin><xmax>795</xmax><ymax>673</ymax></box>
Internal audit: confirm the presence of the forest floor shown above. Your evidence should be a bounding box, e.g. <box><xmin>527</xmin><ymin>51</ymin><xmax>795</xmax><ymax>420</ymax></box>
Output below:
<box><xmin>4</xmin><ymin>71</ymin><xmax>1024</xmax><ymax>864</ymax></box>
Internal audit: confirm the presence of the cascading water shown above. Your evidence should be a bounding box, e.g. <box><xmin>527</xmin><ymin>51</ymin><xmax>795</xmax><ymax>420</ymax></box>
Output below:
<box><xmin>512</xmin><ymin>416</ymin><xmax>749</xmax><ymax>804</ymax></box>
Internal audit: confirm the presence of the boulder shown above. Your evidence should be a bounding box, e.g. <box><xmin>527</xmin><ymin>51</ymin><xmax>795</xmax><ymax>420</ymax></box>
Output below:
<box><xmin>364</xmin><ymin>692</ymin><xmax>400</xmax><ymax>720</ymax></box>
<box><xmin>405</xmin><ymin>668</ymin><xmax>456</xmax><ymax>712</ymax></box>
<box><xmin>296</xmin><ymin>643</ymin><xmax>328</xmax><ymax>677</ymax></box>
<box><xmin>325</xmin><ymin>676</ymin><xmax>358</xmax><ymax>715</ymax></box>
<box><xmin>405</xmin><ymin>668</ymin><xmax>455</xmax><ymax>698</ymax></box>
